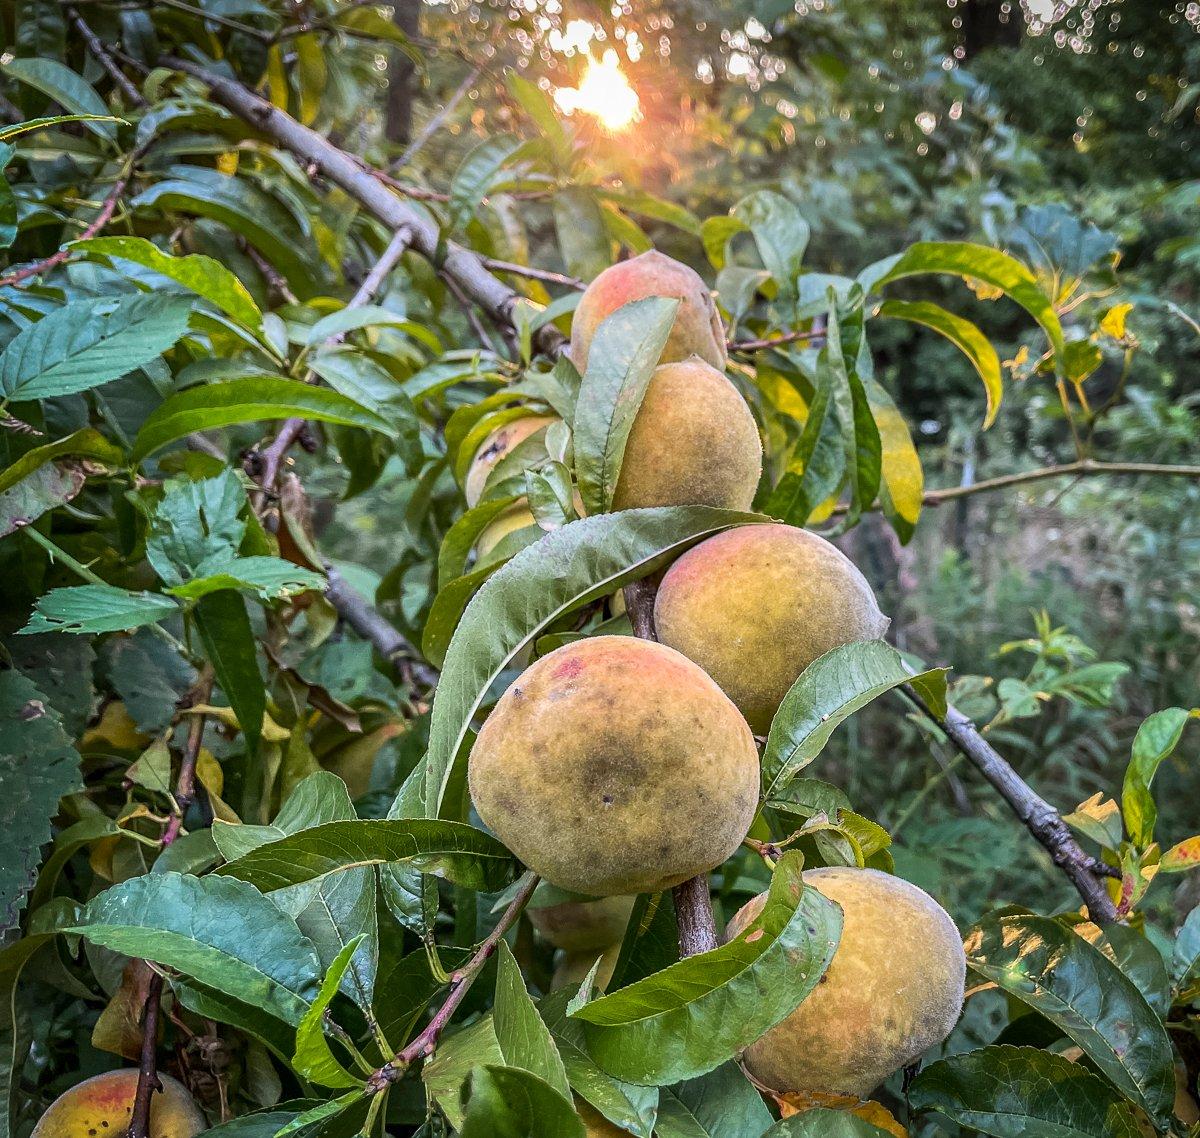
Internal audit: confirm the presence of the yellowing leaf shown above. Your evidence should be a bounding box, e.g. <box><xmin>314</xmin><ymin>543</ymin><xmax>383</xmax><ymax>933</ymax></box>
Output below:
<box><xmin>216</xmin><ymin>150</ymin><xmax>239</xmax><ymax>177</ymax></box>
<box><xmin>776</xmin><ymin>1089</ymin><xmax>908</xmax><ymax>1136</ymax></box>
<box><xmin>82</xmin><ymin>701</ymin><xmax>150</xmax><ymax>751</ymax></box>
<box><xmin>1100</xmin><ymin>302</ymin><xmax>1133</xmax><ymax>341</ymax></box>
<box><xmin>265</xmin><ymin>45</ymin><xmax>288</xmax><ymax>110</ymax></box>
<box><xmin>187</xmin><ymin>703</ymin><xmax>291</xmax><ymax>742</ymax></box>
<box><xmin>1161</xmin><ymin>835</ymin><xmax>1200</xmax><ymax>873</ymax></box>
<box><xmin>196</xmin><ymin>749</ymin><xmax>240</xmax><ymax>823</ymax></box>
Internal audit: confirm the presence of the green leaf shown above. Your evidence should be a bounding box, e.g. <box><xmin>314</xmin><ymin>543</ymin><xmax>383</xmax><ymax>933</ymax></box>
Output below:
<box><xmin>964</xmin><ymin>911</ymin><xmax>1174</xmax><ymax>1127</ymax></box>
<box><xmin>273</xmin><ymin>1090</ymin><xmax>366</xmax><ymax>1136</ymax></box>
<box><xmin>0</xmin><ymin>428</ymin><xmax>124</xmax><ymax>495</ymax></box>
<box><xmin>291</xmin><ymin>937</ymin><xmax>367</xmax><ymax>1088</ymax></box>
<box><xmin>72</xmin><ymin>235</ymin><xmax>264</xmax><ymax>332</ymax></box>
<box><xmin>825</xmin><ymin>304</ymin><xmax>880</xmax><ymax>524</ymax></box>
<box><xmin>762</xmin><ymin>1109</ymin><xmax>892</xmax><ymax>1137</ymax></box>
<box><xmin>0</xmin><ymin>934</ymin><xmax>57</xmax><ymax>1136</ymax></box>
<box><xmin>0</xmin><ymin>673</ymin><xmax>80</xmax><ymax>934</ymax></box>
<box><xmin>438</xmin><ymin>496</ymin><xmax>523</xmax><ymax>590</ymax></box>
<box><xmin>570</xmin><ymin>852</ymin><xmax>841</xmax><ymax>1086</ymax></box>
<box><xmin>867</xmin><ymin>376</ymin><xmax>923</xmax><ymax>543</ymax></box>
<box><xmin>733</xmin><ymin>190</ymin><xmax>809</xmax><ymax>302</ymax></box>
<box><xmin>507</xmin><ymin>72</ymin><xmax>572</xmax><ymax>168</ymax></box>
<box><xmin>460</xmin><ymin>1066</ymin><xmax>585</xmax><ymax>1138</ymax></box>
<box><xmin>573</xmin><ymin>295</ymin><xmax>680</xmax><ymax>516</ymax></box>
<box><xmin>1173</xmin><ymin>904</ymin><xmax>1200</xmax><ymax>1001</ymax></box>
<box><xmin>493</xmin><ymin>942</ymin><xmax>572</xmax><ymax>1100</ymax></box>
<box><xmin>0</xmin><ymin>462</ymin><xmax>84</xmax><ymax>538</ymax></box>
<box><xmin>863</xmin><ymin>241</ymin><xmax>1066</xmax><ymax>370</ymax></box>
<box><xmin>147</xmin><ymin>468</ymin><xmax>246</xmax><ymax>586</ymax></box>
<box><xmin>70</xmin><ymin>872</ymin><xmax>322</xmax><ymax>1026</ymax></box>
<box><xmin>878</xmin><ymin>299</ymin><xmax>1004</xmax><ymax>428</ymax></box>
<box><xmin>909</xmin><ymin>1045</ymin><xmax>1143</xmax><ymax>1138</ymax></box>
<box><xmin>540</xmin><ymin>988</ymin><xmax>659</xmax><ymax>1138</ymax></box>
<box><xmin>194</xmin><ymin>589</ymin><xmax>265</xmax><ymax>758</ymax></box>
<box><xmin>0</xmin><ymin>295</ymin><xmax>192</xmax><ymax>401</ymax></box>
<box><xmin>423</xmin><ymin>507</ymin><xmax>768</xmax><ymax>817</ymax></box>
<box><xmin>762</xmin><ymin>641</ymin><xmax>948</xmax><ymax>799</ymax></box>
<box><xmin>1121</xmin><ymin>707</ymin><xmax>1195</xmax><ymax>848</ymax></box>
<box><xmin>449</xmin><ymin>134</ymin><xmax>525</xmax><ymax>231</ymax></box>
<box><xmin>0</xmin><ymin>114</ymin><xmax>123</xmax><ymax>141</ymax></box>
<box><xmin>167</xmin><ymin>556</ymin><xmax>324</xmax><ymax>601</ymax></box>
<box><xmin>130</xmin><ymin>376</ymin><xmax>392</xmax><ymax>462</ymax></box>
<box><xmin>424</xmin><ymin>1015</ymin><xmax>504</xmax><ymax>1127</ymax></box>
<box><xmin>0</xmin><ymin>59</ymin><xmax>116</xmax><ymax>138</ymax></box>
<box><xmin>554</xmin><ymin>186</ymin><xmax>610</xmax><ymax>282</ymax></box>
<box><xmin>655</xmin><ymin>1062</ymin><xmax>773</xmax><ymax>1138</ymax></box>
<box><xmin>216</xmin><ymin>819</ymin><xmax>520</xmax><ymax>894</ymax></box>
<box><xmin>132</xmin><ymin>168</ymin><xmax>320</xmax><ymax>299</ymax></box>
<box><xmin>19</xmin><ymin>584</ymin><xmax>179</xmax><ymax>635</ymax></box>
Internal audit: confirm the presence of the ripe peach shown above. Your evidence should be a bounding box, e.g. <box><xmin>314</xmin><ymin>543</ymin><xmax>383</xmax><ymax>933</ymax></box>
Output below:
<box><xmin>31</xmin><ymin>1070</ymin><xmax>205</xmax><ymax>1138</ymax></box>
<box><xmin>654</xmin><ymin>523</ymin><xmax>889</xmax><ymax>733</ymax></box>
<box><xmin>468</xmin><ymin>636</ymin><xmax>758</xmax><ymax>895</ymax></box>
<box><xmin>569</xmin><ymin>250</ymin><xmax>727</xmax><ymax>374</ymax></box>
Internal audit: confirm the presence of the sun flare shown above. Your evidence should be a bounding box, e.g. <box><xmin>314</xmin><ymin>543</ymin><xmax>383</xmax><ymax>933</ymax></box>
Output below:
<box><xmin>553</xmin><ymin>50</ymin><xmax>641</xmax><ymax>131</ymax></box>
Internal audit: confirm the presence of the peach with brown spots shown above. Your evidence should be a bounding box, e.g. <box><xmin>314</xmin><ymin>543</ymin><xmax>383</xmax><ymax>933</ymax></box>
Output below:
<box><xmin>31</xmin><ymin>1070</ymin><xmax>205</xmax><ymax>1138</ymax></box>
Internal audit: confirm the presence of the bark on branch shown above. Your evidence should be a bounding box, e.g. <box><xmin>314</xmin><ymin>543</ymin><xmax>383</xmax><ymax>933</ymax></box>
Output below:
<box><xmin>159</xmin><ymin>57</ymin><xmax>566</xmax><ymax>360</ymax></box>
<box><xmin>905</xmin><ymin>686</ymin><xmax>1119</xmax><ymax>924</ymax></box>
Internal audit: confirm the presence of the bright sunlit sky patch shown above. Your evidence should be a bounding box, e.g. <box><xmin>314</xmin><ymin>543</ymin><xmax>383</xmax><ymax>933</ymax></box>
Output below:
<box><xmin>553</xmin><ymin>48</ymin><xmax>642</xmax><ymax>131</ymax></box>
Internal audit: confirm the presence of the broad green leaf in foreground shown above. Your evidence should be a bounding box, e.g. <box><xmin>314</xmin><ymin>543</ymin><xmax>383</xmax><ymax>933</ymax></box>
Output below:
<box><xmin>572</xmin><ymin>294</ymin><xmax>679</xmax><ymax>516</ymax></box>
<box><xmin>0</xmin><ymin>674</ymin><xmax>80</xmax><ymax>935</ymax></box>
<box><xmin>423</xmin><ymin>507</ymin><xmax>769</xmax><ymax>817</ymax></box>
<box><xmin>291</xmin><ymin>937</ymin><xmax>367</xmax><ymax>1089</ymax></box>
<box><xmin>761</xmin><ymin>640</ymin><xmax>948</xmax><ymax>799</ymax></box>
<box><xmin>964</xmin><ymin>912</ymin><xmax>1174</xmax><ymax>1127</ymax></box>
<box><xmin>909</xmin><ymin>1045</ymin><xmax>1143</xmax><ymax>1138</ymax></box>
<box><xmin>459</xmin><ymin>1065</ymin><xmax>585</xmax><ymax>1138</ymax></box>
<box><xmin>0</xmin><ymin>60</ymin><xmax>116</xmax><ymax>138</ymax></box>
<box><xmin>131</xmin><ymin>377</ymin><xmax>393</xmax><ymax>462</ymax></box>
<box><xmin>72</xmin><ymin>235</ymin><xmax>264</xmax><ymax>332</ymax></box>
<box><xmin>216</xmin><ymin>819</ymin><xmax>520</xmax><ymax>894</ymax></box>
<box><xmin>19</xmin><ymin>585</ymin><xmax>179</xmax><ymax>636</ymax></box>
<box><xmin>0</xmin><ymin>294</ymin><xmax>192</xmax><ymax>401</ymax></box>
<box><xmin>570</xmin><ymin>852</ymin><xmax>841</xmax><ymax>1085</ymax></box>
<box><xmin>69</xmin><ymin>872</ymin><xmax>322</xmax><ymax>1026</ymax></box>
<box><xmin>654</xmin><ymin>1062</ymin><xmax>774</xmax><ymax>1138</ymax></box>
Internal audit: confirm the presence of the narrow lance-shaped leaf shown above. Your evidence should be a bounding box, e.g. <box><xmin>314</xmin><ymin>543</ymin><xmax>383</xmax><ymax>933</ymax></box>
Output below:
<box><xmin>19</xmin><ymin>585</ymin><xmax>179</xmax><ymax>636</ymax></box>
<box><xmin>291</xmin><ymin>937</ymin><xmax>367</xmax><ymax>1089</ymax></box>
<box><xmin>216</xmin><ymin>819</ymin><xmax>520</xmax><ymax>894</ymax></box>
<box><xmin>573</xmin><ymin>295</ymin><xmax>680</xmax><ymax>515</ymax></box>
<box><xmin>909</xmin><ymin>1045</ymin><xmax>1143</xmax><ymax>1138</ymax></box>
<box><xmin>762</xmin><ymin>640</ymin><xmax>948</xmax><ymax>800</ymax></box>
<box><xmin>493</xmin><ymin>941</ymin><xmax>571</xmax><ymax>1100</ymax></box>
<box><xmin>422</xmin><ymin>507</ymin><xmax>769</xmax><ymax>818</ymax></box>
<box><xmin>963</xmin><ymin>911</ymin><xmax>1174</xmax><ymax>1128</ymax></box>
<box><xmin>194</xmin><ymin>589</ymin><xmax>264</xmax><ymax>759</ymax></box>
<box><xmin>570</xmin><ymin>852</ymin><xmax>841</xmax><ymax>1086</ymax></box>
<box><xmin>1121</xmin><ymin>707</ymin><xmax>1196</xmax><ymax>848</ymax></box>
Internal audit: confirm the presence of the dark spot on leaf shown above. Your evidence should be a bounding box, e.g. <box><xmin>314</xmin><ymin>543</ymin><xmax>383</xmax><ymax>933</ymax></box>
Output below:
<box><xmin>19</xmin><ymin>699</ymin><xmax>45</xmax><ymax>721</ymax></box>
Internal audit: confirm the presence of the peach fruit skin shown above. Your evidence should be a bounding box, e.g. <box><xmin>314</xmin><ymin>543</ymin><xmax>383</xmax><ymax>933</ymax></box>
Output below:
<box><xmin>611</xmin><ymin>358</ymin><xmax>762</xmax><ymax>512</ymax></box>
<box><xmin>31</xmin><ymin>1069</ymin><xmax>205</xmax><ymax>1138</ymax></box>
<box><xmin>569</xmin><ymin>249</ymin><xmax>727</xmax><ymax>374</ymax></box>
<box><xmin>468</xmin><ymin>635</ymin><xmax>759</xmax><ymax>896</ymax></box>
<box><xmin>529</xmin><ymin>894</ymin><xmax>636</xmax><ymax>952</ymax></box>
<box><xmin>654</xmin><ymin>523</ymin><xmax>890</xmax><ymax>734</ymax></box>
<box><xmin>727</xmin><ymin>867</ymin><xmax>965</xmax><ymax>1098</ymax></box>
<box><xmin>464</xmin><ymin>415</ymin><xmax>557</xmax><ymax>508</ymax></box>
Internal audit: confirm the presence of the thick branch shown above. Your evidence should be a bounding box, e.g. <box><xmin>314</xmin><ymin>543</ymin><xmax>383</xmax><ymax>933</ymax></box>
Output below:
<box><xmin>368</xmin><ymin>871</ymin><xmax>538</xmax><ymax>1089</ymax></box>
<box><xmin>325</xmin><ymin>566</ymin><xmax>438</xmax><ymax>690</ymax></box>
<box><xmin>907</xmin><ymin>688</ymin><xmax>1119</xmax><ymax>924</ymax></box>
<box><xmin>622</xmin><ymin>577</ymin><xmax>719</xmax><ymax>956</ymax></box>
<box><xmin>160</xmin><ymin>57</ymin><xmax>567</xmax><ymax>360</ymax></box>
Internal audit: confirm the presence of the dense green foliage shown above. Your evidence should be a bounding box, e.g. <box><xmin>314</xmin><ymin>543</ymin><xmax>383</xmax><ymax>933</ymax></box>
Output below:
<box><xmin>0</xmin><ymin>2</ymin><xmax>1197</xmax><ymax>1136</ymax></box>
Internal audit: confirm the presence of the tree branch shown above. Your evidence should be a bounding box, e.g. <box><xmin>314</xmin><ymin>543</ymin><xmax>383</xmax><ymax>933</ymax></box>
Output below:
<box><xmin>159</xmin><ymin>56</ymin><xmax>567</xmax><ymax>360</ymax></box>
<box><xmin>622</xmin><ymin>577</ymin><xmax>720</xmax><ymax>956</ymax></box>
<box><xmin>68</xmin><ymin>7</ymin><xmax>148</xmax><ymax>107</ymax></box>
<box><xmin>905</xmin><ymin>687</ymin><xmax>1119</xmax><ymax>924</ymax></box>
<box><xmin>0</xmin><ymin>152</ymin><xmax>139</xmax><ymax>289</ymax></box>
<box><xmin>918</xmin><ymin>460</ymin><xmax>1200</xmax><ymax>506</ymax></box>
<box><xmin>324</xmin><ymin>566</ymin><xmax>438</xmax><ymax>690</ymax></box>
<box><xmin>367</xmin><ymin>871</ymin><xmax>539</xmax><ymax>1089</ymax></box>
<box><xmin>728</xmin><ymin>328</ymin><xmax>822</xmax><ymax>354</ymax></box>
<box><xmin>483</xmin><ymin>258</ymin><xmax>585</xmax><ymax>291</ymax></box>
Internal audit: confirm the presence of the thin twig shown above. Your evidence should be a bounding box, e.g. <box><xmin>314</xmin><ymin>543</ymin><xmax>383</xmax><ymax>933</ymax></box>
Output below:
<box><xmin>0</xmin><ymin>155</ymin><xmax>139</xmax><ymax>289</ymax></box>
<box><xmin>483</xmin><ymin>258</ymin><xmax>585</xmax><ymax>291</ymax></box>
<box><xmin>162</xmin><ymin>671</ymin><xmax>214</xmax><ymax>846</ymax></box>
<box><xmin>69</xmin><ymin>7</ymin><xmax>147</xmax><ymax>106</ymax></box>
<box><xmin>367</xmin><ymin>872</ymin><xmax>538</xmax><ymax>1089</ymax></box>
<box><xmin>622</xmin><ymin>576</ymin><xmax>720</xmax><ymax>956</ymax></box>
<box><xmin>728</xmin><ymin>328</ymin><xmax>822</xmax><ymax>353</ymax></box>
<box><xmin>392</xmin><ymin>66</ymin><xmax>481</xmax><ymax>172</ymax></box>
<box><xmin>127</xmin><ymin>971</ymin><xmax>163</xmax><ymax>1138</ymax></box>
<box><xmin>905</xmin><ymin>687</ymin><xmax>1119</xmax><ymax>924</ymax></box>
